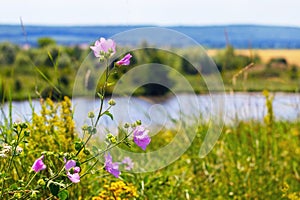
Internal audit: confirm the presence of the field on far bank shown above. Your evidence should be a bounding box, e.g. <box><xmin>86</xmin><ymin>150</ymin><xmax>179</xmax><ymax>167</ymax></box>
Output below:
<box><xmin>207</xmin><ymin>49</ymin><xmax>300</xmax><ymax>66</ymax></box>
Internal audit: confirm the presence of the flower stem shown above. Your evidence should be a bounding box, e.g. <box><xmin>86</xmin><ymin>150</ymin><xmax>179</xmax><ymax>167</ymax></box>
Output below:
<box><xmin>95</xmin><ymin>59</ymin><xmax>110</xmax><ymax>127</ymax></box>
<box><xmin>25</xmin><ymin>172</ymin><xmax>37</xmax><ymax>188</ymax></box>
<box><xmin>76</xmin><ymin>59</ymin><xmax>110</xmax><ymax>157</ymax></box>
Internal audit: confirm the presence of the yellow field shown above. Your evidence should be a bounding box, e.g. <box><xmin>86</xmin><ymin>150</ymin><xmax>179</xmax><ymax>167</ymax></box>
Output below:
<box><xmin>207</xmin><ymin>49</ymin><xmax>300</xmax><ymax>66</ymax></box>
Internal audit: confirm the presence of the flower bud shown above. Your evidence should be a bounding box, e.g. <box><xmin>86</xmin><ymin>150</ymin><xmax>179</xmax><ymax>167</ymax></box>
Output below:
<box><xmin>81</xmin><ymin>124</ymin><xmax>88</xmax><ymax>131</ymax></box>
<box><xmin>13</xmin><ymin>123</ymin><xmax>19</xmax><ymax>129</ymax></box>
<box><xmin>20</xmin><ymin>123</ymin><xmax>28</xmax><ymax>129</ymax></box>
<box><xmin>136</xmin><ymin>120</ymin><xmax>142</xmax><ymax>126</ymax></box>
<box><xmin>106</xmin><ymin>133</ymin><xmax>117</xmax><ymax>144</ymax></box>
<box><xmin>74</xmin><ymin>141</ymin><xmax>83</xmax><ymax>151</ymax></box>
<box><xmin>124</xmin><ymin>123</ymin><xmax>130</xmax><ymax>128</ymax></box>
<box><xmin>107</xmin><ymin>133</ymin><xmax>113</xmax><ymax>139</ymax></box>
<box><xmin>83</xmin><ymin>149</ymin><xmax>91</xmax><ymax>155</ymax></box>
<box><xmin>88</xmin><ymin>111</ymin><xmax>95</xmax><ymax>118</ymax></box>
<box><xmin>108</xmin><ymin>99</ymin><xmax>116</xmax><ymax>106</ymax></box>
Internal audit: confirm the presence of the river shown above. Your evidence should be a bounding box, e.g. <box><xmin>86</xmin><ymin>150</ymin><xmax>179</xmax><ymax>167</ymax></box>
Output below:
<box><xmin>1</xmin><ymin>93</ymin><xmax>300</xmax><ymax>129</ymax></box>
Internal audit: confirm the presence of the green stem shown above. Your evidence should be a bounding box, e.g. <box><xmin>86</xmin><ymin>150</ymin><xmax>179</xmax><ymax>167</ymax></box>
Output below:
<box><xmin>76</xmin><ymin>59</ymin><xmax>110</xmax><ymax>157</ymax></box>
<box><xmin>25</xmin><ymin>172</ymin><xmax>37</xmax><ymax>188</ymax></box>
<box><xmin>95</xmin><ymin>59</ymin><xmax>110</xmax><ymax>127</ymax></box>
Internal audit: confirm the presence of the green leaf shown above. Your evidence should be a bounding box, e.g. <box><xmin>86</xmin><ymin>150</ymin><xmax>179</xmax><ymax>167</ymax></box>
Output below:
<box><xmin>9</xmin><ymin>183</ymin><xmax>18</xmax><ymax>190</ymax></box>
<box><xmin>49</xmin><ymin>183</ymin><xmax>60</xmax><ymax>196</ymax></box>
<box><xmin>97</xmin><ymin>92</ymin><xmax>104</xmax><ymax>100</ymax></box>
<box><xmin>58</xmin><ymin>190</ymin><xmax>69</xmax><ymax>200</ymax></box>
<box><xmin>103</xmin><ymin>111</ymin><xmax>113</xmax><ymax>120</ymax></box>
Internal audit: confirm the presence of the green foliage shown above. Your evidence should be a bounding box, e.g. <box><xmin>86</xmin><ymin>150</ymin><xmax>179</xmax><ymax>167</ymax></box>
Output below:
<box><xmin>269</xmin><ymin>57</ymin><xmax>288</xmax><ymax>65</ymax></box>
<box><xmin>1</xmin><ymin>64</ymin><xmax>300</xmax><ymax>199</ymax></box>
<box><xmin>0</xmin><ymin>42</ymin><xmax>19</xmax><ymax>65</ymax></box>
<box><xmin>57</xmin><ymin>53</ymin><xmax>71</xmax><ymax>68</ymax></box>
<box><xmin>112</xmin><ymin>119</ymin><xmax>300</xmax><ymax>199</ymax></box>
<box><xmin>14</xmin><ymin>79</ymin><xmax>22</xmax><ymax>92</ymax></box>
<box><xmin>37</xmin><ymin>37</ymin><xmax>56</xmax><ymax>48</ymax></box>
<box><xmin>0</xmin><ymin>40</ymin><xmax>299</xmax><ymax>100</ymax></box>
<box><xmin>15</xmin><ymin>51</ymin><xmax>31</xmax><ymax>67</ymax></box>
<box><xmin>214</xmin><ymin>45</ymin><xmax>256</xmax><ymax>71</ymax></box>
<box><xmin>290</xmin><ymin>65</ymin><xmax>298</xmax><ymax>80</ymax></box>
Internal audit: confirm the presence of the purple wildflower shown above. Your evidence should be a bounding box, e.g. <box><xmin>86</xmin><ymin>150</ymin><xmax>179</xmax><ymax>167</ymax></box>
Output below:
<box><xmin>122</xmin><ymin>157</ymin><xmax>134</xmax><ymax>171</ymax></box>
<box><xmin>105</xmin><ymin>153</ymin><xmax>120</xmax><ymax>178</ymax></box>
<box><xmin>90</xmin><ymin>37</ymin><xmax>116</xmax><ymax>58</ymax></box>
<box><xmin>65</xmin><ymin>159</ymin><xmax>81</xmax><ymax>183</ymax></box>
<box><xmin>116</xmin><ymin>53</ymin><xmax>132</xmax><ymax>66</ymax></box>
<box><xmin>32</xmin><ymin>155</ymin><xmax>46</xmax><ymax>173</ymax></box>
<box><xmin>133</xmin><ymin>126</ymin><xmax>151</xmax><ymax>151</ymax></box>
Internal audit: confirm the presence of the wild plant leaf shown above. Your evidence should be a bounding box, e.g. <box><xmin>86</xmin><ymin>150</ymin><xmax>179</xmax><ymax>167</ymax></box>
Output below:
<box><xmin>103</xmin><ymin>111</ymin><xmax>113</xmax><ymax>120</ymax></box>
<box><xmin>58</xmin><ymin>190</ymin><xmax>69</xmax><ymax>200</ymax></box>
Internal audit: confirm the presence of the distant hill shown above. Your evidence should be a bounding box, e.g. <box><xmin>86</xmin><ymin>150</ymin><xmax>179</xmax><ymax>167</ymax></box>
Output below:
<box><xmin>1</xmin><ymin>24</ymin><xmax>300</xmax><ymax>48</ymax></box>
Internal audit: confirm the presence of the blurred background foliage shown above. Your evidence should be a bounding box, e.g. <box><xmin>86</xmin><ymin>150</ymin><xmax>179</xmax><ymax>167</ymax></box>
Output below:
<box><xmin>0</xmin><ymin>38</ymin><xmax>300</xmax><ymax>101</ymax></box>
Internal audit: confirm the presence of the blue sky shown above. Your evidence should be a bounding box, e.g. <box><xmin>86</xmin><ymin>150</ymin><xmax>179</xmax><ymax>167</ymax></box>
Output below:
<box><xmin>1</xmin><ymin>0</ymin><xmax>300</xmax><ymax>27</ymax></box>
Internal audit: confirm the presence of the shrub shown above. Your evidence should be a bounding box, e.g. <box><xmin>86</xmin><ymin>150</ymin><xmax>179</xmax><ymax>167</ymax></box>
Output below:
<box><xmin>213</xmin><ymin>45</ymin><xmax>253</xmax><ymax>71</ymax></box>
<box><xmin>290</xmin><ymin>65</ymin><xmax>298</xmax><ymax>80</ymax></box>
<box><xmin>57</xmin><ymin>53</ymin><xmax>71</xmax><ymax>69</ymax></box>
<box><xmin>0</xmin><ymin>42</ymin><xmax>18</xmax><ymax>65</ymax></box>
<box><xmin>37</xmin><ymin>37</ymin><xmax>56</xmax><ymax>48</ymax></box>
<box><xmin>15</xmin><ymin>52</ymin><xmax>31</xmax><ymax>67</ymax></box>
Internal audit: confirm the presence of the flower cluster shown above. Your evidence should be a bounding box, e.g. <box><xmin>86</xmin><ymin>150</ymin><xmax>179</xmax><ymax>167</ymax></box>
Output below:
<box><xmin>0</xmin><ymin>144</ymin><xmax>23</xmax><ymax>158</ymax></box>
<box><xmin>31</xmin><ymin>156</ymin><xmax>81</xmax><ymax>183</ymax></box>
<box><xmin>92</xmin><ymin>180</ymin><xmax>138</xmax><ymax>200</ymax></box>
<box><xmin>91</xmin><ymin>37</ymin><xmax>152</xmax><ymax>178</ymax></box>
<box><xmin>90</xmin><ymin>37</ymin><xmax>133</xmax><ymax>66</ymax></box>
<box><xmin>103</xmin><ymin>125</ymin><xmax>151</xmax><ymax>177</ymax></box>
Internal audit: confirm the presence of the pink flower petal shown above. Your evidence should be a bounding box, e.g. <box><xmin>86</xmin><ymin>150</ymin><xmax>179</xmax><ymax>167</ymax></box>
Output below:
<box><xmin>90</xmin><ymin>38</ymin><xmax>116</xmax><ymax>58</ymax></box>
<box><xmin>133</xmin><ymin>126</ymin><xmax>151</xmax><ymax>150</ymax></box>
<box><xmin>65</xmin><ymin>160</ymin><xmax>76</xmax><ymax>171</ymax></box>
<box><xmin>116</xmin><ymin>53</ymin><xmax>132</xmax><ymax>66</ymax></box>
<box><xmin>122</xmin><ymin>157</ymin><xmax>134</xmax><ymax>170</ymax></box>
<box><xmin>105</xmin><ymin>153</ymin><xmax>120</xmax><ymax>178</ymax></box>
<box><xmin>74</xmin><ymin>166</ymin><xmax>81</xmax><ymax>173</ymax></box>
<box><xmin>67</xmin><ymin>172</ymin><xmax>80</xmax><ymax>183</ymax></box>
<box><xmin>32</xmin><ymin>155</ymin><xmax>46</xmax><ymax>173</ymax></box>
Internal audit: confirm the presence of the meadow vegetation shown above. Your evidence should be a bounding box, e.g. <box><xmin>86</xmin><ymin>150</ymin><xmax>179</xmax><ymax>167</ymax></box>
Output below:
<box><xmin>0</xmin><ymin>38</ymin><xmax>300</xmax><ymax>199</ymax></box>
<box><xmin>1</xmin><ymin>92</ymin><xmax>300</xmax><ymax>199</ymax></box>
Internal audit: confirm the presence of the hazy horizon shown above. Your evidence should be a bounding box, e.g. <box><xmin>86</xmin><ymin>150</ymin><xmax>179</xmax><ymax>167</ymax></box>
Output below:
<box><xmin>1</xmin><ymin>0</ymin><xmax>300</xmax><ymax>27</ymax></box>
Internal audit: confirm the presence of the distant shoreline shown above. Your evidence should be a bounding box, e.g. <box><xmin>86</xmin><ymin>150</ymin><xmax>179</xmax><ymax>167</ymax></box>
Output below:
<box><xmin>1</xmin><ymin>24</ymin><xmax>300</xmax><ymax>48</ymax></box>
